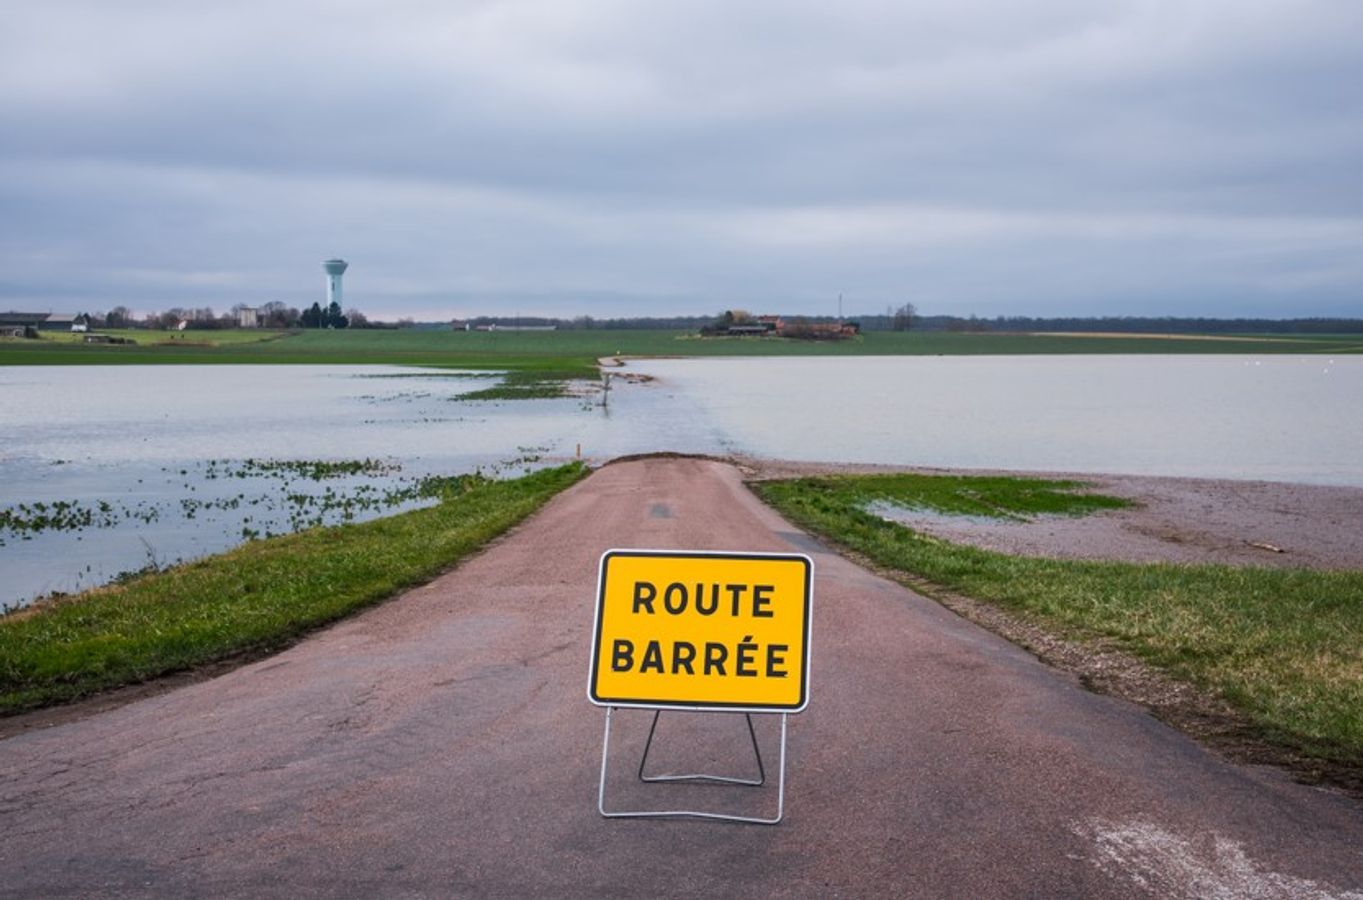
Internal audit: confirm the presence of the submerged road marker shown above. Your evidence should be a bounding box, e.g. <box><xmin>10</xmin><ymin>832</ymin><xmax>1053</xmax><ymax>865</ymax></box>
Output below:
<box><xmin>589</xmin><ymin>549</ymin><xmax>813</xmax><ymax>824</ymax></box>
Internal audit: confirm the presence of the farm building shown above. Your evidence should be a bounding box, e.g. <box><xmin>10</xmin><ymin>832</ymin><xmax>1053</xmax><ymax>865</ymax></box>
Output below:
<box><xmin>701</xmin><ymin>313</ymin><xmax>859</xmax><ymax>340</ymax></box>
<box><xmin>40</xmin><ymin>313</ymin><xmax>78</xmax><ymax>331</ymax></box>
<box><xmin>0</xmin><ymin>311</ymin><xmax>86</xmax><ymax>332</ymax></box>
<box><xmin>0</xmin><ymin>312</ymin><xmax>48</xmax><ymax>331</ymax></box>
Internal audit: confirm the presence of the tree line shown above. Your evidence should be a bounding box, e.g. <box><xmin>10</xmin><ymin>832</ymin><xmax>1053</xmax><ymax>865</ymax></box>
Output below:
<box><xmin>78</xmin><ymin>301</ymin><xmax>372</xmax><ymax>331</ymax></box>
<box><xmin>902</xmin><ymin>315</ymin><xmax>1363</xmax><ymax>334</ymax></box>
<box><xmin>477</xmin><ymin>309</ymin><xmax>1361</xmax><ymax>335</ymax></box>
<box><xmin>72</xmin><ymin>305</ymin><xmax>1361</xmax><ymax>335</ymax></box>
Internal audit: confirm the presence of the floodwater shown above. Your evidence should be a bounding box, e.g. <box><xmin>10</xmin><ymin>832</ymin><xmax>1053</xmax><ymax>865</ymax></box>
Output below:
<box><xmin>0</xmin><ymin>365</ymin><xmax>653</xmax><ymax>608</ymax></box>
<box><xmin>2</xmin><ymin>355</ymin><xmax>1360</xmax><ymax>608</ymax></box>
<box><xmin>632</xmin><ymin>355</ymin><xmax>1363</xmax><ymax>486</ymax></box>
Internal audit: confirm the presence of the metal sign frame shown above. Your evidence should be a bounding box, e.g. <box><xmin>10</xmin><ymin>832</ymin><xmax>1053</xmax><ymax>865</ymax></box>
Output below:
<box><xmin>589</xmin><ymin>549</ymin><xmax>813</xmax><ymax>824</ymax></box>
<box><xmin>597</xmin><ymin>707</ymin><xmax>789</xmax><ymax>824</ymax></box>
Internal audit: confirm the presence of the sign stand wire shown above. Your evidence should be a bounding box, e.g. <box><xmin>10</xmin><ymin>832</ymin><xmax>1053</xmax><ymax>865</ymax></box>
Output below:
<box><xmin>638</xmin><ymin>709</ymin><xmax>765</xmax><ymax>786</ymax></box>
<box><xmin>597</xmin><ymin>706</ymin><xmax>788</xmax><ymax>825</ymax></box>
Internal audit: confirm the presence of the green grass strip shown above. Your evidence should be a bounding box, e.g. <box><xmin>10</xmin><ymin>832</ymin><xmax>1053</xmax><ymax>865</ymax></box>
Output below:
<box><xmin>812</xmin><ymin>471</ymin><xmax>1132</xmax><ymax>521</ymax></box>
<box><xmin>4</xmin><ymin>327</ymin><xmax>1359</xmax><ymax>368</ymax></box>
<box><xmin>0</xmin><ymin>463</ymin><xmax>588</xmax><ymax>715</ymax></box>
<box><xmin>755</xmin><ymin>475</ymin><xmax>1363</xmax><ymax>767</ymax></box>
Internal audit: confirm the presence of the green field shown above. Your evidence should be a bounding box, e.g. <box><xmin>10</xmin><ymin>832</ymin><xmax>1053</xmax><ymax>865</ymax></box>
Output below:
<box><xmin>756</xmin><ymin>473</ymin><xmax>1363</xmax><ymax>770</ymax></box>
<box><xmin>3</xmin><ymin>327</ymin><xmax>1360</xmax><ymax>370</ymax></box>
<box><xmin>26</xmin><ymin>328</ymin><xmax>286</xmax><ymax>347</ymax></box>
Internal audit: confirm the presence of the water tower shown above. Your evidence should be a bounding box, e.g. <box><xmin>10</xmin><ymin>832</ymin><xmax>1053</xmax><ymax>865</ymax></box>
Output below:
<box><xmin>322</xmin><ymin>258</ymin><xmax>349</xmax><ymax>309</ymax></box>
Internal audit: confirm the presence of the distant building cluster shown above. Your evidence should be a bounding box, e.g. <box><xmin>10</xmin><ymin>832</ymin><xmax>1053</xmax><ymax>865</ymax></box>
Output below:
<box><xmin>0</xmin><ymin>311</ymin><xmax>88</xmax><ymax>337</ymax></box>
<box><xmin>701</xmin><ymin>313</ymin><xmax>860</xmax><ymax>340</ymax></box>
<box><xmin>450</xmin><ymin>319</ymin><xmax>558</xmax><ymax>332</ymax></box>
<box><xmin>3</xmin><ymin>259</ymin><xmax>362</xmax><ymax>337</ymax></box>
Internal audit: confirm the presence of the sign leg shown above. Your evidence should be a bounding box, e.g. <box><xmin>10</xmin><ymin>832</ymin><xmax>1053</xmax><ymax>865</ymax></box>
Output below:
<box><xmin>637</xmin><ymin>710</ymin><xmax>765</xmax><ymax>786</ymax></box>
<box><xmin>597</xmin><ymin>708</ymin><xmax>788</xmax><ymax>825</ymax></box>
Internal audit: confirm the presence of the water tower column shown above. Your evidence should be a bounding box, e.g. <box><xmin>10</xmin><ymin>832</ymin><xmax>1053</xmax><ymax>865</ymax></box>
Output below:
<box><xmin>322</xmin><ymin>258</ymin><xmax>349</xmax><ymax>309</ymax></box>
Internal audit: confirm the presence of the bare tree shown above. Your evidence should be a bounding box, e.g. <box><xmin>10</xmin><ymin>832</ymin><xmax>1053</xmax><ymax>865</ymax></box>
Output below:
<box><xmin>892</xmin><ymin>302</ymin><xmax>917</xmax><ymax>331</ymax></box>
<box><xmin>260</xmin><ymin>301</ymin><xmax>300</xmax><ymax>328</ymax></box>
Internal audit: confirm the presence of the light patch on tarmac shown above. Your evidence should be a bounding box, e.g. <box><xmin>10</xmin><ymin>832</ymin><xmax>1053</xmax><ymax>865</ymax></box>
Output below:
<box><xmin>1073</xmin><ymin>818</ymin><xmax>1363</xmax><ymax>899</ymax></box>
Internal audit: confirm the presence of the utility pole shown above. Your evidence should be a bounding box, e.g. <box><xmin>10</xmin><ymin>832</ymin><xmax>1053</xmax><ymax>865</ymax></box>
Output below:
<box><xmin>838</xmin><ymin>293</ymin><xmax>843</xmax><ymax>323</ymax></box>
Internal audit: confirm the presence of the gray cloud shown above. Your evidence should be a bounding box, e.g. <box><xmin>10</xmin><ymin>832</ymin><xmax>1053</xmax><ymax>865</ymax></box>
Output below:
<box><xmin>2</xmin><ymin>0</ymin><xmax>1361</xmax><ymax>319</ymax></box>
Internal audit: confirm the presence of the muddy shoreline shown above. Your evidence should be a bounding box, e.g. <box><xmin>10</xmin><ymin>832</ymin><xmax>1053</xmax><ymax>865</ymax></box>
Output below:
<box><xmin>740</xmin><ymin>457</ymin><xmax>1363</xmax><ymax>570</ymax></box>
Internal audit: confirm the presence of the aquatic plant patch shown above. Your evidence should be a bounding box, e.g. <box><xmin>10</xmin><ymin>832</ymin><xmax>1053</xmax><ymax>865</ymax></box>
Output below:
<box><xmin>831</xmin><ymin>472</ymin><xmax>1133</xmax><ymax>522</ymax></box>
<box><xmin>0</xmin><ymin>499</ymin><xmax>160</xmax><ymax>546</ymax></box>
<box><xmin>0</xmin><ymin>463</ymin><xmax>588</xmax><ymax>714</ymax></box>
<box><xmin>453</xmin><ymin>367</ymin><xmax>592</xmax><ymax>401</ymax></box>
<box><xmin>0</xmin><ymin>459</ymin><xmax>418</xmax><ymax>548</ymax></box>
<box><xmin>456</xmin><ymin>381</ymin><xmax>569</xmax><ymax>400</ymax></box>
<box><xmin>0</xmin><ymin>455</ymin><xmax>563</xmax><ymax>610</ymax></box>
<box><xmin>202</xmin><ymin>457</ymin><xmax>401</xmax><ymax>481</ymax></box>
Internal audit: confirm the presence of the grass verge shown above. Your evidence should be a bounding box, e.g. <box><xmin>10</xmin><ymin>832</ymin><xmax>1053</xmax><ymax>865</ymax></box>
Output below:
<box><xmin>0</xmin><ymin>463</ymin><xmax>588</xmax><ymax>715</ymax></box>
<box><xmin>754</xmin><ymin>473</ymin><xmax>1363</xmax><ymax>768</ymax></box>
<box><xmin>806</xmin><ymin>471</ymin><xmax>1133</xmax><ymax>520</ymax></box>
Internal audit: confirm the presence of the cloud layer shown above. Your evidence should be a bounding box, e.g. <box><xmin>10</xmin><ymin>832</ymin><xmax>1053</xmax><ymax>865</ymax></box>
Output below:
<box><xmin>3</xmin><ymin>0</ymin><xmax>1361</xmax><ymax>319</ymax></box>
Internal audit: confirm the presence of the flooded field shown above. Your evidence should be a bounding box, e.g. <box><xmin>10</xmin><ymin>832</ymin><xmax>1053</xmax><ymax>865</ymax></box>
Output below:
<box><xmin>3</xmin><ymin>355</ymin><xmax>1361</xmax><ymax>608</ymax></box>
<box><xmin>0</xmin><ymin>365</ymin><xmax>641</xmax><ymax>608</ymax></box>
<box><xmin>635</xmin><ymin>355</ymin><xmax>1363</xmax><ymax>486</ymax></box>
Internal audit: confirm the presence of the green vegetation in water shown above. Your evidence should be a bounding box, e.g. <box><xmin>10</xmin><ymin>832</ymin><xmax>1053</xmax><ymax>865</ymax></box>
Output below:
<box><xmin>354</xmin><ymin>371</ymin><xmax>490</xmax><ymax>379</ymax></box>
<box><xmin>457</xmin><ymin>380</ymin><xmax>569</xmax><ymax>401</ymax></box>
<box><xmin>0</xmin><ymin>499</ymin><xmax>160</xmax><ymax>546</ymax></box>
<box><xmin>193</xmin><ymin>471</ymin><xmax>474</xmax><ymax>539</ymax></box>
<box><xmin>0</xmin><ymin>463</ymin><xmax>588</xmax><ymax>715</ymax></box>
<box><xmin>755</xmin><ymin>474</ymin><xmax>1363</xmax><ymax>768</ymax></box>
<box><xmin>821</xmin><ymin>472</ymin><xmax>1132</xmax><ymax>522</ymax></box>
<box><xmin>453</xmin><ymin>364</ymin><xmax>597</xmax><ymax>401</ymax></box>
<box><xmin>203</xmin><ymin>457</ymin><xmax>401</xmax><ymax>481</ymax></box>
<box><xmin>0</xmin><ymin>459</ymin><xmax>406</xmax><ymax>546</ymax></box>
<box><xmin>2</xmin><ymin>454</ymin><xmax>561</xmax><ymax>556</ymax></box>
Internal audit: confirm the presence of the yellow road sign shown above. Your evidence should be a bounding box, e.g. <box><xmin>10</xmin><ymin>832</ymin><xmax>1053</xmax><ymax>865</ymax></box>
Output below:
<box><xmin>588</xmin><ymin>550</ymin><xmax>813</xmax><ymax>712</ymax></box>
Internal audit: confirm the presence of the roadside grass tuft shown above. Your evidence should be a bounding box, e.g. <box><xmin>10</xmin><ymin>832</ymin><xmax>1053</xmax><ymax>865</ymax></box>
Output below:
<box><xmin>755</xmin><ymin>475</ymin><xmax>1363</xmax><ymax>767</ymax></box>
<box><xmin>0</xmin><ymin>463</ymin><xmax>588</xmax><ymax>715</ymax></box>
<box><xmin>809</xmin><ymin>472</ymin><xmax>1132</xmax><ymax>521</ymax></box>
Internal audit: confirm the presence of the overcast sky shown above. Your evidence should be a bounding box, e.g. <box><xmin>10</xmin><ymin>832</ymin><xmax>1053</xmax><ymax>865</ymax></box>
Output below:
<box><xmin>2</xmin><ymin>0</ymin><xmax>1361</xmax><ymax>321</ymax></box>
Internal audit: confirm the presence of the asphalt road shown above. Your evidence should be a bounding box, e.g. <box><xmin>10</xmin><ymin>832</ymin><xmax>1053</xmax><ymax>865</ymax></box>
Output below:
<box><xmin>3</xmin><ymin>458</ymin><xmax>1362</xmax><ymax>898</ymax></box>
